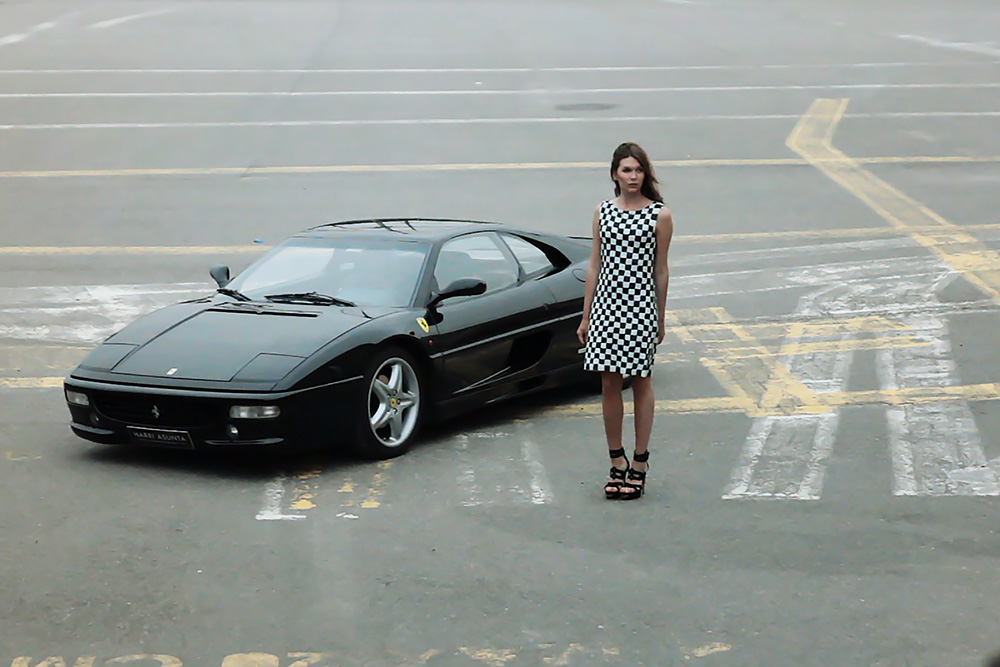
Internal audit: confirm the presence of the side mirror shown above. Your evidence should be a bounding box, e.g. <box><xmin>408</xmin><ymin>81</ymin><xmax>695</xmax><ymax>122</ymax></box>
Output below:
<box><xmin>427</xmin><ymin>278</ymin><xmax>487</xmax><ymax>308</ymax></box>
<box><xmin>210</xmin><ymin>264</ymin><xmax>231</xmax><ymax>288</ymax></box>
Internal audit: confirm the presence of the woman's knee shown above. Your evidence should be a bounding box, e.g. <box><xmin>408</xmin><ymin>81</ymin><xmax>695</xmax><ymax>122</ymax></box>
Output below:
<box><xmin>601</xmin><ymin>372</ymin><xmax>624</xmax><ymax>392</ymax></box>
<box><xmin>631</xmin><ymin>376</ymin><xmax>654</xmax><ymax>401</ymax></box>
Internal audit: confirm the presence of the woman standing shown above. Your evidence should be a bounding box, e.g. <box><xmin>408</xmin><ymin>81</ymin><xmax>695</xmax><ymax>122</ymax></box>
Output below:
<box><xmin>577</xmin><ymin>142</ymin><xmax>674</xmax><ymax>500</ymax></box>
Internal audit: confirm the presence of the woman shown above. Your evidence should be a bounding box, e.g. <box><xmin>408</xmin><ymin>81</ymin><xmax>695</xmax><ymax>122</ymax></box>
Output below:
<box><xmin>577</xmin><ymin>142</ymin><xmax>673</xmax><ymax>500</ymax></box>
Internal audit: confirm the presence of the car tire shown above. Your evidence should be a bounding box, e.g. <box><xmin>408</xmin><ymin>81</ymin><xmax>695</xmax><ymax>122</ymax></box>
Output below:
<box><xmin>354</xmin><ymin>346</ymin><xmax>424</xmax><ymax>460</ymax></box>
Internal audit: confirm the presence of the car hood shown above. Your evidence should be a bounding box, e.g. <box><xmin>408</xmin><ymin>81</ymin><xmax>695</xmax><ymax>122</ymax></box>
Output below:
<box><xmin>83</xmin><ymin>301</ymin><xmax>383</xmax><ymax>382</ymax></box>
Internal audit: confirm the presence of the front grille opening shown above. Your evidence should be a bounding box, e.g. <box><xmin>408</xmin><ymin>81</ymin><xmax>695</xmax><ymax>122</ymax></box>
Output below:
<box><xmin>95</xmin><ymin>392</ymin><xmax>223</xmax><ymax>428</ymax></box>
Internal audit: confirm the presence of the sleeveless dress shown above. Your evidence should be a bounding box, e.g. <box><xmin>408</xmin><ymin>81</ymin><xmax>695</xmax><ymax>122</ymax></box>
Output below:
<box><xmin>583</xmin><ymin>199</ymin><xmax>662</xmax><ymax>378</ymax></box>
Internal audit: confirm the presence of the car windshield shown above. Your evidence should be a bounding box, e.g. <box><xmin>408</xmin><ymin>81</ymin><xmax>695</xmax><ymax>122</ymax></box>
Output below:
<box><xmin>226</xmin><ymin>237</ymin><xmax>429</xmax><ymax>307</ymax></box>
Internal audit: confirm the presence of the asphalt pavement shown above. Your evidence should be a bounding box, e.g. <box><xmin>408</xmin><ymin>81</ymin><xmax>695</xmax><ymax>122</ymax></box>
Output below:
<box><xmin>2</xmin><ymin>0</ymin><xmax>1000</xmax><ymax>665</ymax></box>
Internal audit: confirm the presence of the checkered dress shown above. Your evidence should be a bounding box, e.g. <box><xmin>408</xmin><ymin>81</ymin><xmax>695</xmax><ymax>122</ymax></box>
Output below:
<box><xmin>584</xmin><ymin>200</ymin><xmax>662</xmax><ymax>378</ymax></box>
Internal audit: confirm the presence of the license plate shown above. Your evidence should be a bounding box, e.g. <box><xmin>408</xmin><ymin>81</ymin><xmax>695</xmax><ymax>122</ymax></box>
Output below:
<box><xmin>127</xmin><ymin>426</ymin><xmax>194</xmax><ymax>449</ymax></box>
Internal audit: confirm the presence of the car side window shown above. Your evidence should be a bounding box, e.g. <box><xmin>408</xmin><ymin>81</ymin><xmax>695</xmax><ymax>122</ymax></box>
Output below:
<box><xmin>434</xmin><ymin>233</ymin><xmax>519</xmax><ymax>299</ymax></box>
<box><xmin>501</xmin><ymin>234</ymin><xmax>554</xmax><ymax>278</ymax></box>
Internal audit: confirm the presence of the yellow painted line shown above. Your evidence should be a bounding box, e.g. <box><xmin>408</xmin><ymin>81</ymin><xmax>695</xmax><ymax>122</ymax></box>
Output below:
<box><xmin>361</xmin><ymin>460</ymin><xmax>393</xmax><ymax>509</ymax></box>
<box><xmin>788</xmin><ymin>98</ymin><xmax>1000</xmax><ymax>305</ymax></box>
<box><xmin>338</xmin><ymin>461</ymin><xmax>393</xmax><ymax>508</ymax></box>
<box><xmin>458</xmin><ymin>647</ymin><xmax>517</xmax><ymax>666</ymax></box>
<box><xmin>541</xmin><ymin>382</ymin><xmax>1000</xmax><ymax>418</ymax></box>
<box><xmin>663</xmin><ymin>313</ymin><xmax>908</xmax><ymax>338</ymax></box>
<box><xmin>287</xmin><ymin>469</ymin><xmax>321</xmax><ymax>511</ymax></box>
<box><xmin>0</xmin><ymin>345</ymin><xmax>91</xmax><ymax>372</ymax></box>
<box><xmin>0</xmin><ymin>155</ymin><xmax>997</xmax><ymax>179</ymax></box>
<box><xmin>699</xmin><ymin>358</ymin><xmax>766</xmax><ymax>416</ymax></box>
<box><xmin>7</xmin><ymin>224</ymin><xmax>1000</xmax><ymax>256</ymax></box>
<box><xmin>221</xmin><ymin>655</ymin><xmax>280</xmax><ymax>667</ymax></box>
<box><xmin>0</xmin><ymin>245</ymin><xmax>265</xmax><ymax>255</ymax></box>
<box><xmin>0</xmin><ymin>376</ymin><xmax>63</xmax><ymax>388</ymax></box>
<box><xmin>5</xmin><ymin>451</ymin><xmax>42</xmax><ymax>461</ymax></box>
<box><xmin>827</xmin><ymin>383</ymin><xmax>1000</xmax><ymax>407</ymax></box>
<box><xmin>679</xmin><ymin>222</ymin><xmax>1000</xmax><ymax>244</ymax></box>
<box><xmin>700</xmin><ymin>308</ymin><xmax>827</xmax><ymax>415</ymax></box>
<box><xmin>8</xmin><ymin>374</ymin><xmax>1000</xmax><ymax>416</ymax></box>
<box><xmin>702</xmin><ymin>336</ymin><xmax>927</xmax><ymax>360</ymax></box>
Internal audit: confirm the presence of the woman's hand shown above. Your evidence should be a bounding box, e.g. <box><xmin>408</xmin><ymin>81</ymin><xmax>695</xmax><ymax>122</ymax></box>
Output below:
<box><xmin>657</xmin><ymin>320</ymin><xmax>666</xmax><ymax>345</ymax></box>
<box><xmin>577</xmin><ymin>319</ymin><xmax>589</xmax><ymax>346</ymax></box>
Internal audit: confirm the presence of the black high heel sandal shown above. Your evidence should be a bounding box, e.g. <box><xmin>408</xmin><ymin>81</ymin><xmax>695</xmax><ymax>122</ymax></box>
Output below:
<box><xmin>620</xmin><ymin>451</ymin><xmax>649</xmax><ymax>500</ymax></box>
<box><xmin>604</xmin><ymin>447</ymin><xmax>630</xmax><ymax>499</ymax></box>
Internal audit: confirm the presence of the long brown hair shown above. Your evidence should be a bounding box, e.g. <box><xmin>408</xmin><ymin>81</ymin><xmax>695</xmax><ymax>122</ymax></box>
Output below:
<box><xmin>610</xmin><ymin>142</ymin><xmax>662</xmax><ymax>203</ymax></box>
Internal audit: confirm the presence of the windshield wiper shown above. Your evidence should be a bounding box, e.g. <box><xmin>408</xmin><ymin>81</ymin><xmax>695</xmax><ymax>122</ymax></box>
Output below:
<box><xmin>216</xmin><ymin>287</ymin><xmax>252</xmax><ymax>302</ymax></box>
<box><xmin>264</xmin><ymin>291</ymin><xmax>357</xmax><ymax>307</ymax></box>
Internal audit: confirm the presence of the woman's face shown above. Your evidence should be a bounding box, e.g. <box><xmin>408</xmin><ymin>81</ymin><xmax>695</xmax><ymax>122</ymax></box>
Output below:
<box><xmin>614</xmin><ymin>156</ymin><xmax>645</xmax><ymax>194</ymax></box>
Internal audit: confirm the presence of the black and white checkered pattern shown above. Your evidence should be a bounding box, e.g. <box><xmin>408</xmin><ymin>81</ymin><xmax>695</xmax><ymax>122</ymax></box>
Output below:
<box><xmin>584</xmin><ymin>200</ymin><xmax>662</xmax><ymax>378</ymax></box>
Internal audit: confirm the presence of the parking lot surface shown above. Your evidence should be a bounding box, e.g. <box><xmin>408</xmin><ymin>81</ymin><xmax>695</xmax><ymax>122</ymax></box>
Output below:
<box><xmin>3</xmin><ymin>0</ymin><xmax>1000</xmax><ymax>665</ymax></box>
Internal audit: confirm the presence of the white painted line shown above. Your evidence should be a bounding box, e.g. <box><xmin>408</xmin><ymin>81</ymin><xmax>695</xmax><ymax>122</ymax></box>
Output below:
<box><xmin>875</xmin><ymin>309</ymin><xmax>1000</xmax><ymax>496</ymax></box>
<box><xmin>2</xmin><ymin>111</ymin><xmax>996</xmax><ymax>132</ymax></box>
<box><xmin>0</xmin><ymin>62</ymin><xmax>988</xmax><ymax>74</ymax></box>
<box><xmin>6</xmin><ymin>82</ymin><xmax>1000</xmax><ymax>99</ymax></box>
<box><xmin>0</xmin><ymin>282</ymin><xmax>211</xmax><ymax>344</ymax></box>
<box><xmin>0</xmin><ymin>16</ymin><xmax>69</xmax><ymax>47</ymax></box>
<box><xmin>456</xmin><ymin>434</ymin><xmax>481</xmax><ymax>507</ymax></box>
<box><xmin>90</xmin><ymin>8</ymin><xmax>178</xmax><ymax>29</ymax></box>
<box><xmin>723</xmin><ymin>417</ymin><xmax>772</xmax><ymax>498</ymax></box>
<box><xmin>522</xmin><ymin>440</ymin><xmax>553</xmax><ymax>505</ymax></box>
<box><xmin>0</xmin><ymin>114</ymin><xmax>801</xmax><ymax>130</ymax></box>
<box><xmin>897</xmin><ymin>34</ymin><xmax>1000</xmax><ymax>59</ymax></box>
<box><xmin>256</xmin><ymin>477</ymin><xmax>307</xmax><ymax>521</ymax></box>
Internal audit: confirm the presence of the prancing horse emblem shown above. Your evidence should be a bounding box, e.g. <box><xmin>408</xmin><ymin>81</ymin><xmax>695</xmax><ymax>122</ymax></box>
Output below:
<box><xmin>151</xmin><ymin>405</ymin><xmax>160</xmax><ymax>419</ymax></box>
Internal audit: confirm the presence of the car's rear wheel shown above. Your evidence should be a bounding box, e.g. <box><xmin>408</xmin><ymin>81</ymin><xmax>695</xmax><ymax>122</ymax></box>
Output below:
<box><xmin>354</xmin><ymin>347</ymin><xmax>424</xmax><ymax>460</ymax></box>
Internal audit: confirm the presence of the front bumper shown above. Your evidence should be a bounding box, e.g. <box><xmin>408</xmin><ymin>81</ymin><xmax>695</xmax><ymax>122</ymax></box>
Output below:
<box><xmin>64</xmin><ymin>376</ymin><xmax>361</xmax><ymax>451</ymax></box>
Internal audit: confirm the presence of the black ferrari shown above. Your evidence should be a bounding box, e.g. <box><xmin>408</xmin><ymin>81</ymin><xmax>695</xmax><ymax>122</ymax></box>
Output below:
<box><xmin>64</xmin><ymin>219</ymin><xmax>592</xmax><ymax>459</ymax></box>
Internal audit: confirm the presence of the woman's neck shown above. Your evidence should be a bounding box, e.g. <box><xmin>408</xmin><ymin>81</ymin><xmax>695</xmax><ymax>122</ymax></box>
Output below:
<box><xmin>617</xmin><ymin>193</ymin><xmax>650</xmax><ymax>210</ymax></box>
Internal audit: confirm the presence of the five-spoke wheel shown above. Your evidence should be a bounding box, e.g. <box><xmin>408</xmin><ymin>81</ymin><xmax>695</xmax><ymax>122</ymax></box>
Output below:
<box><xmin>356</xmin><ymin>347</ymin><xmax>424</xmax><ymax>459</ymax></box>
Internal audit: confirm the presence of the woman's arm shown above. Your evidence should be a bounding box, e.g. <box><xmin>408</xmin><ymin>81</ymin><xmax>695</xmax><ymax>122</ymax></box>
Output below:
<box><xmin>577</xmin><ymin>206</ymin><xmax>602</xmax><ymax>345</ymax></box>
<box><xmin>654</xmin><ymin>206</ymin><xmax>674</xmax><ymax>344</ymax></box>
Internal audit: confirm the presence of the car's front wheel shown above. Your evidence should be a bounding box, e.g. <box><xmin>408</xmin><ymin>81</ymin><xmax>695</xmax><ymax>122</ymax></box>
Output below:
<box><xmin>354</xmin><ymin>347</ymin><xmax>424</xmax><ymax>460</ymax></box>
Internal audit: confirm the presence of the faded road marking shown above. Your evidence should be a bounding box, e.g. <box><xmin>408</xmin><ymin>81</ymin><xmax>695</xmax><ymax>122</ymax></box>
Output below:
<box><xmin>287</xmin><ymin>470</ymin><xmax>322</xmax><ymax>511</ymax></box>
<box><xmin>9</xmin><ymin>82</ymin><xmax>1000</xmax><ymax>99</ymax></box>
<box><xmin>457</xmin><ymin>648</ymin><xmax>516</xmax><ymax>666</ymax></box>
<box><xmin>788</xmin><ymin>98</ymin><xmax>1000</xmax><ymax>307</ymax></box>
<box><xmin>0</xmin><ymin>245</ymin><xmax>264</xmax><ymax>254</ymax></box>
<box><xmin>90</xmin><ymin>8</ymin><xmax>177</xmax><ymax>29</ymax></box>
<box><xmin>522</xmin><ymin>439</ymin><xmax>554</xmax><ymax>505</ymax></box>
<box><xmin>220</xmin><ymin>655</ymin><xmax>279</xmax><ymax>667</ymax></box>
<box><xmin>0</xmin><ymin>155</ymin><xmax>995</xmax><ymax>180</ymax></box>
<box><xmin>0</xmin><ymin>282</ymin><xmax>212</xmax><ymax>345</ymax></box>
<box><xmin>255</xmin><ymin>476</ymin><xmax>306</xmax><ymax>521</ymax></box>
<box><xmin>339</xmin><ymin>461</ymin><xmax>393</xmax><ymax>509</ymax></box>
<box><xmin>0</xmin><ymin>377</ymin><xmax>63</xmax><ymax>389</ymax></box>
<box><xmin>897</xmin><ymin>33</ymin><xmax>1000</xmax><ymax>59</ymax></box>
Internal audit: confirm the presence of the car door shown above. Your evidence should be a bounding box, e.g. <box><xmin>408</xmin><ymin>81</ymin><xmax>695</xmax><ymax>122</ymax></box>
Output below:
<box><xmin>497</xmin><ymin>232</ymin><xmax>583</xmax><ymax>375</ymax></box>
<box><xmin>429</xmin><ymin>232</ymin><xmax>553</xmax><ymax>401</ymax></box>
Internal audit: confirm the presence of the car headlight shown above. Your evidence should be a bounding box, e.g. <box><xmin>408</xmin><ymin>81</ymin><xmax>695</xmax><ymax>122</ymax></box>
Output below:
<box><xmin>66</xmin><ymin>389</ymin><xmax>90</xmax><ymax>406</ymax></box>
<box><xmin>229</xmin><ymin>405</ymin><xmax>280</xmax><ymax>419</ymax></box>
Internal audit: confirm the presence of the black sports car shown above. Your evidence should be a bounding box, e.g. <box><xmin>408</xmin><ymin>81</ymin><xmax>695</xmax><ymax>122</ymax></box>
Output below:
<box><xmin>64</xmin><ymin>219</ymin><xmax>592</xmax><ymax>459</ymax></box>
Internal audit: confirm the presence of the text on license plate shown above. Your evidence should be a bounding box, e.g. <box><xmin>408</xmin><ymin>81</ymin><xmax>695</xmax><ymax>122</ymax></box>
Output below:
<box><xmin>127</xmin><ymin>426</ymin><xmax>194</xmax><ymax>448</ymax></box>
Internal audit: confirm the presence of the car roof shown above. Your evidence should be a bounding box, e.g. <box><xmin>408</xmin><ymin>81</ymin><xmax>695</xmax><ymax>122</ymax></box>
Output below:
<box><xmin>300</xmin><ymin>218</ymin><xmax>509</xmax><ymax>242</ymax></box>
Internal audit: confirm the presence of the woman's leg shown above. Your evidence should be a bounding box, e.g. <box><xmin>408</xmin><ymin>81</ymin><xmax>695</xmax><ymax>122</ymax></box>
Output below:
<box><xmin>600</xmin><ymin>372</ymin><xmax>630</xmax><ymax>488</ymax></box>
<box><xmin>631</xmin><ymin>375</ymin><xmax>655</xmax><ymax>472</ymax></box>
<box><xmin>601</xmin><ymin>371</ymin><xmax>625</xmax><ymax>455</ymax></box>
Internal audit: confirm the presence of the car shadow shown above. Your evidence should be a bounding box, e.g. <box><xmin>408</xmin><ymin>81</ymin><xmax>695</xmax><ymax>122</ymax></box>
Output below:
<box><xmin>75</xmin><ymin>383</ymin><xmax>601</xmax><ymax>479</ymax></box>
<box><xmin>418</xmin><ymin>382</ymin><xmax>601</xmax><ymax>444</ymax></box>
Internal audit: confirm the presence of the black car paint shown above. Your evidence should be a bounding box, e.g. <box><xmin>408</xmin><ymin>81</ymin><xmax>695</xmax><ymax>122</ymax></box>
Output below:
<box><xmin>64</xmin><ymin>219</ymin><xmax>592</xmax><ymax>454</ymax></box>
